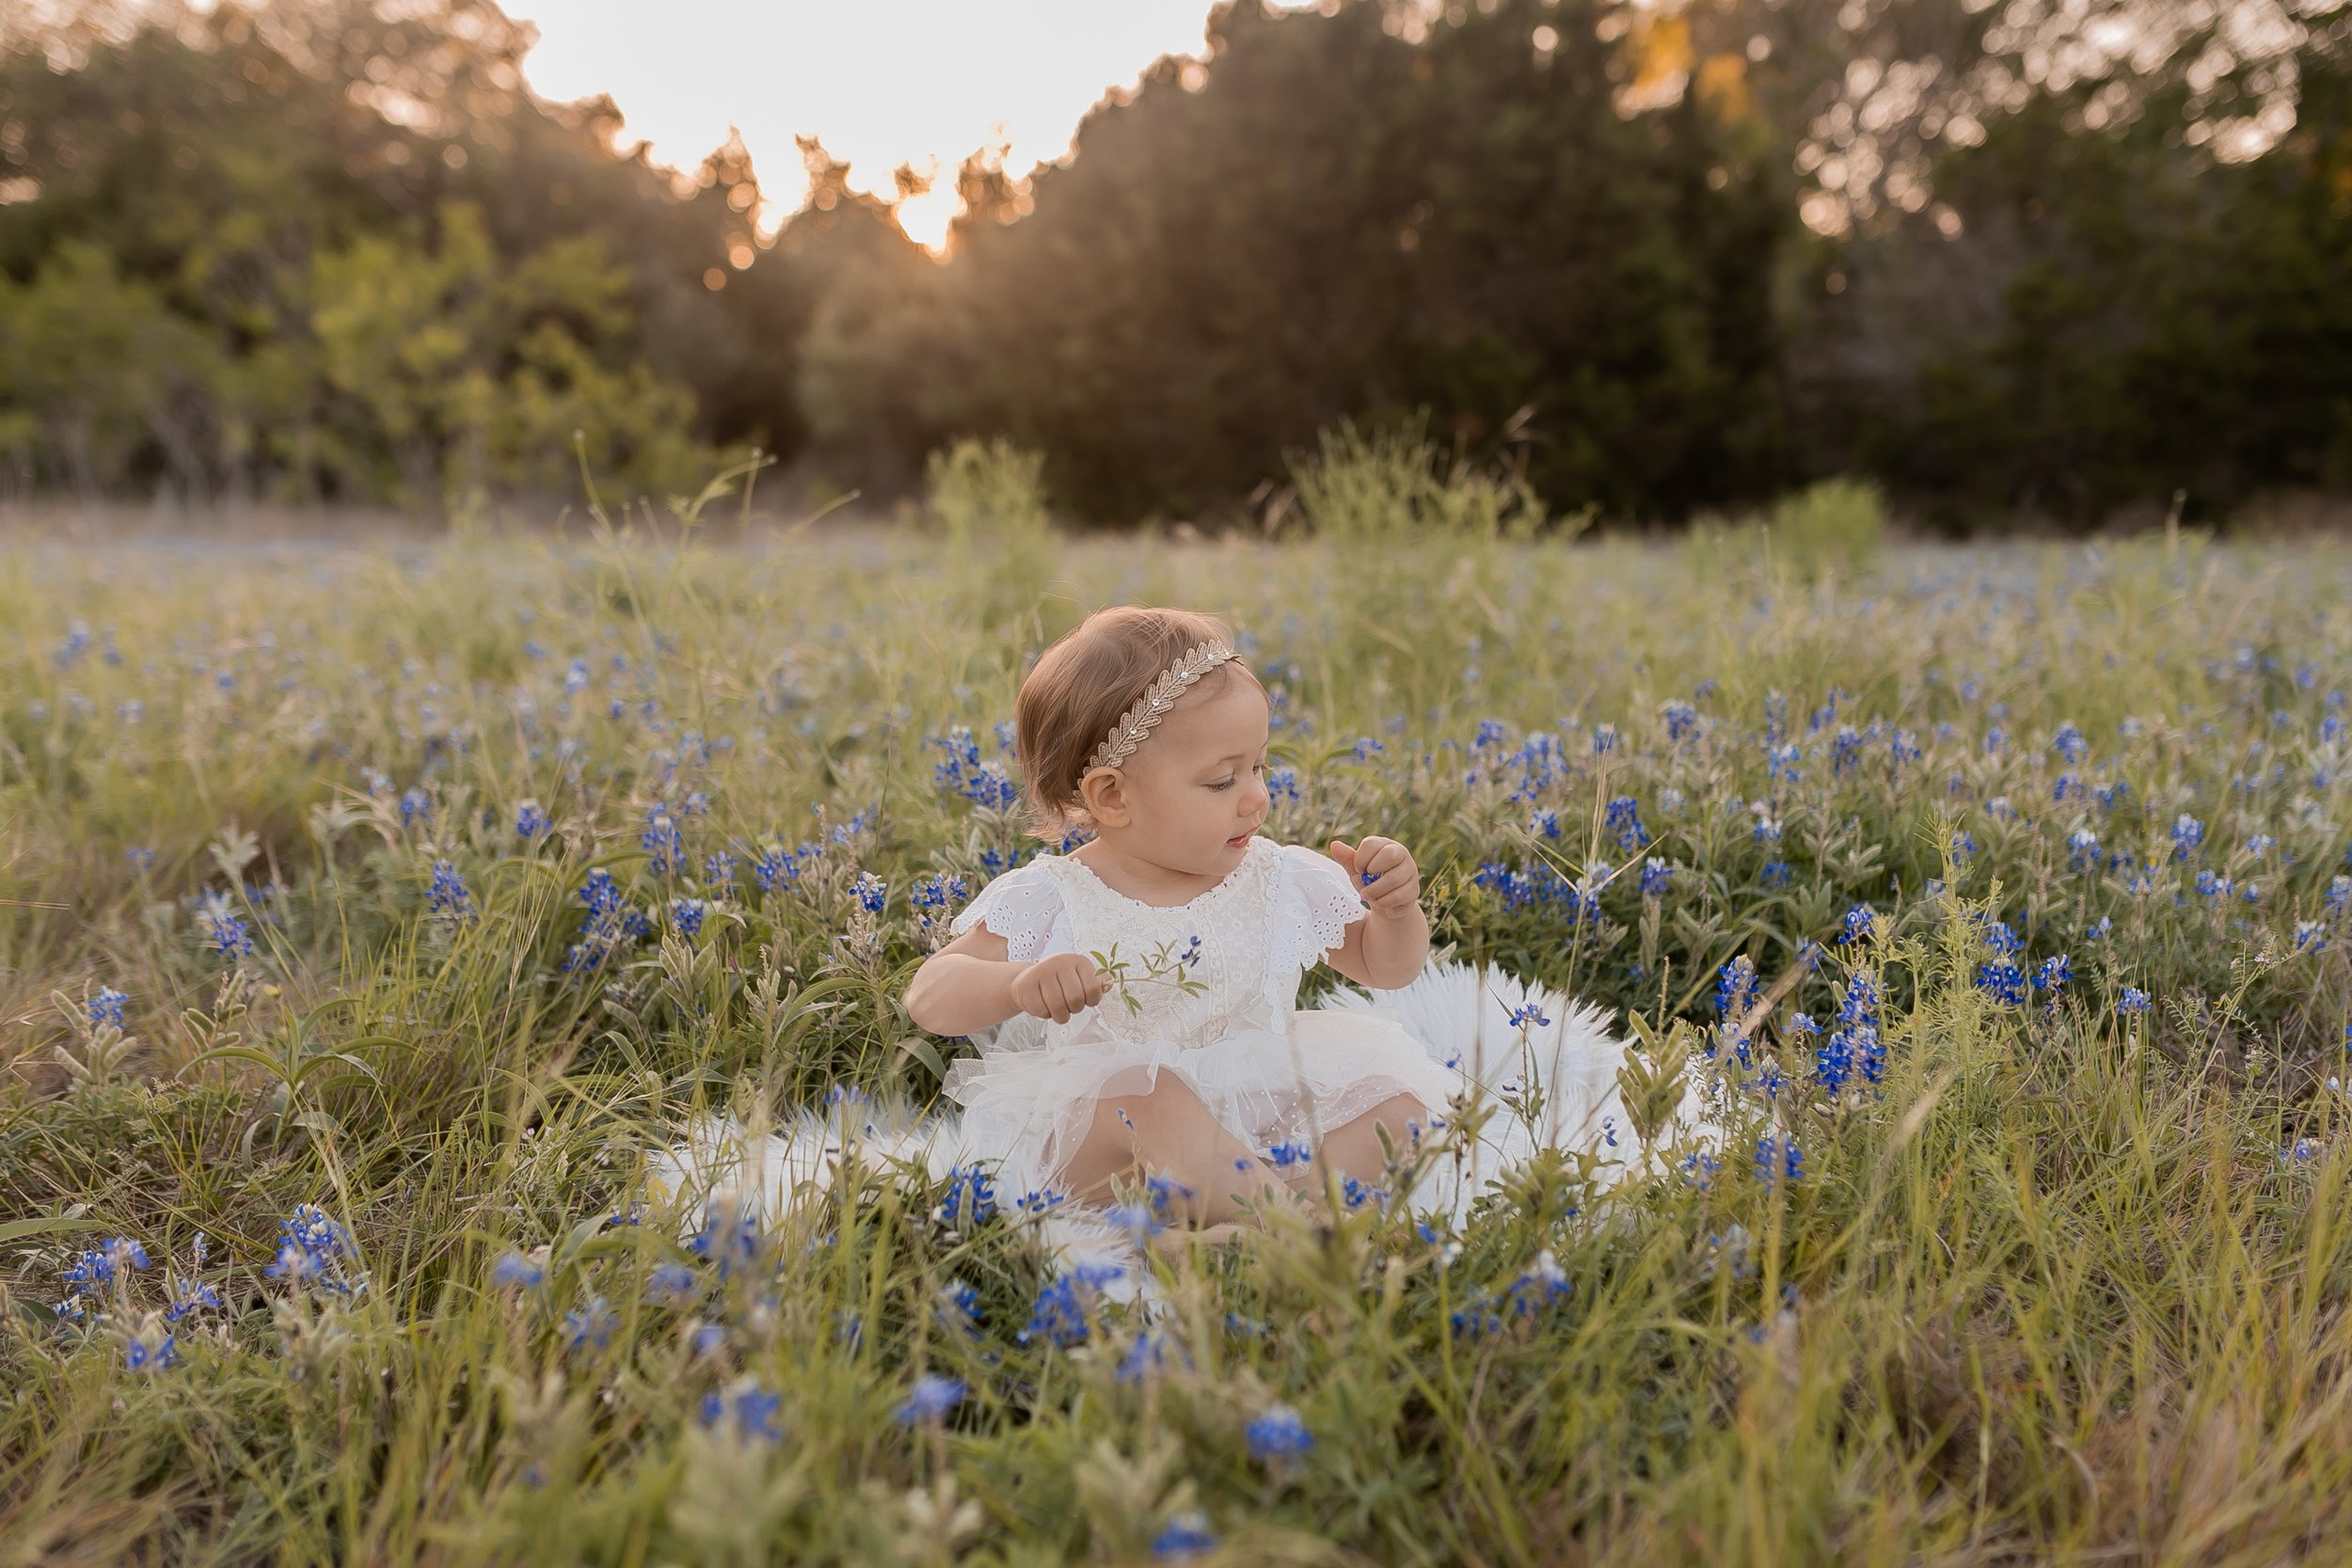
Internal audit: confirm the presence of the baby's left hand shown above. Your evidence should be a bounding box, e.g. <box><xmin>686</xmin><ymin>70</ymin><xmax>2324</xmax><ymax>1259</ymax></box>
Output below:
<box><xmin>1327</xmin><ymin>836</ymin><xmax>1421</xmax><ymax>921</ymax></box>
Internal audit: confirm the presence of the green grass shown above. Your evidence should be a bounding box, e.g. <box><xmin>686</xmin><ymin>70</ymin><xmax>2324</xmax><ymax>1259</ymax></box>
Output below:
<box><xmin>5</xmin><ymin>499</ymin><xmax>2352</xmax><ymax>1565</ymax></box>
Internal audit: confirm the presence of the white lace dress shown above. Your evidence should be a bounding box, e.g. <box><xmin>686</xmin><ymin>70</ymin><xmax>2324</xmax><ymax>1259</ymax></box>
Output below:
<box><xmin>941</xmin><ymin>834</ymin><xmax>1462</xmax><ymax>1199</ymax></box>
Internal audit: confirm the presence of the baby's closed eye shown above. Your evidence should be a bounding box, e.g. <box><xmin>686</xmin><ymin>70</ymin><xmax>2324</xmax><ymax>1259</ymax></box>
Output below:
<box><xmin>1211</xmin><ymin>762</ymin><xmax>1270</xmax><ymax>790</ymax></box>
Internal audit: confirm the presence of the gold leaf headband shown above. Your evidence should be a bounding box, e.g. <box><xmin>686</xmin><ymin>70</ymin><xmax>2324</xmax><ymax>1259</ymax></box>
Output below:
<box><xmin>1082</xmin><ymin>638</ymin><xmax>1242</xmax><ymax>780</ymax></box>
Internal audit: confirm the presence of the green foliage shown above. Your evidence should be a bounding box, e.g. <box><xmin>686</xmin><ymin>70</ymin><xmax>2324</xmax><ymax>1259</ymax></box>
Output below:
<box><xmin>1285</xmin><ymin>420</ymin><xmax>1557</xmax><ymax>546</ymax></box>
<box><xmin>5</xmin><ymin>522</ymin><xmax>2352</xmax><ymax>1558</ymax></box>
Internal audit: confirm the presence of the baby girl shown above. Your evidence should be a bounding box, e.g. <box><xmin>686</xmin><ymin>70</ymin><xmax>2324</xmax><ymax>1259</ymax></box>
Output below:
<box><xmin>902</xmin><ymin>604</ymin><xmax>1461</xmax><ymax>1233</ymax></box>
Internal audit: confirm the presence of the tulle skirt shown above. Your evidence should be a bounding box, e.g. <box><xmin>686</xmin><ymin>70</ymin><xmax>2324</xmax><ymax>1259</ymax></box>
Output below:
<box><xmin>643</xmin><ymin>959</ymin><xmax>1717</xmax><ymax>1263</ymax></box>
<box><xmin>939</xmin><ymin>1006</ymin><xmax>1466</xmax><ymax>1204</ymax></box>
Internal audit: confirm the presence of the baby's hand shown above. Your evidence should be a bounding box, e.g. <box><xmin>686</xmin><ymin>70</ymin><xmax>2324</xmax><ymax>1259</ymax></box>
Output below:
<box><xmin>1327</xmin><ymin>836</ymin><xmax>1422</xmax><ymax>921</ymax></box>
<box><xmin>1010</xmin><ymin>952</ymin><xmax>1112</xmax><ymax>1023</ymax></box>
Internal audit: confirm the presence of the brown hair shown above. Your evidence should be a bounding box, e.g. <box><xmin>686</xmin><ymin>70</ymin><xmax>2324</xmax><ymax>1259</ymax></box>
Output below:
<box><xmin>1012</xmin><ymin>606</ymin><xmax>1264</xmax><ymax>843</ymax></box>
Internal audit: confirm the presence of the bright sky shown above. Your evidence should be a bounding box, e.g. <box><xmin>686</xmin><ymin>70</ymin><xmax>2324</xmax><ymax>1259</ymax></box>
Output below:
<box><xmin>508</xmin><ymin>0</ymin><xmax>1249</xmax><ymax>251</ymax></box>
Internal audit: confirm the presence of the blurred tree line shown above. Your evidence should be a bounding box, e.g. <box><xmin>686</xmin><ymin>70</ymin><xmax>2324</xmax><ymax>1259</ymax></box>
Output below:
<box><xmin>1</xmin><ymin>0</ymin><xmax>2347</xmax><ymax>527</ymax></box>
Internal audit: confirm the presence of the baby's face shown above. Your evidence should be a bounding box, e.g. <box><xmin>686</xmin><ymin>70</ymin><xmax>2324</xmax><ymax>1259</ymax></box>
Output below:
<box><xmin>1120</xmin><ymin>673</ymin><xmax>1273</xmax><ymax>873</ymax></box>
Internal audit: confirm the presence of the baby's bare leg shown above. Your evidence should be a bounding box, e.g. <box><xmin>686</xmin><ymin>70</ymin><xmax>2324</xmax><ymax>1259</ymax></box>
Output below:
<box><xmin>1054</xmin><ymin>1075</ymin><xmax>1285</xmax><ymax>1227</ymax></box>
<box><xmin>1292</xmin><ymin>1093</ymin><xmax>1428</xmax><ymax>1205</ymax></box>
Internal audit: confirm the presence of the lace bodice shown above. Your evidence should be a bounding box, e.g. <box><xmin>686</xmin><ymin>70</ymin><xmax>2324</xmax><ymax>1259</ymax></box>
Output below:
<box><xmin>945</xmin><ymin>835</ymin><xmax>1370</xmax><ymax>1054</ymax></box>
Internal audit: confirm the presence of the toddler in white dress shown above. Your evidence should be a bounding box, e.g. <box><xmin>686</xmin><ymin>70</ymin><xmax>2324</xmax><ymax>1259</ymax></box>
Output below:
<box><xmin>903</xmin><ymin>605</ymin><xmax>1454</xmax><ymax>1227</ymax></box>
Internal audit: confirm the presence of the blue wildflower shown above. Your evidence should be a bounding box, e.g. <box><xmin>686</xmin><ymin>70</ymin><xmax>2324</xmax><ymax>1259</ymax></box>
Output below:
<box><xmin>2171</xmin><ymin>814</ymin><xmax>2206</xmax><ymax>860</ymax></box>
<box><xmin>1265</xmin><ymin>1139</ymin><xmax>1313</xmax><ymax>1169</ymax></box>
<box><xmin>1245</xmin><ymin>1402</ymin><xmax>1315</xmax><ymax>1462</ymax></box>
<box><xmin>1152</xmin><ymin>1513</ymin><xmax>1220</xmax><ymax>1560</ymax></box>
<box><xmin>852</xmin><ymin>872</ymin><xmax>887</xmax><ymax>914</ymax></box>
<box><xmin>198</xmin><ymin>897</ymin><xmax>254</xmax><ymax>959</ymax></box>
<box><xmin>516</xmin><ymin>800</ymin><xmax>548</xmax><ymax>839</ymax></box>
<box><xmin>894</xmin><ymin>1373</ymin><xmax>965</xmax><ymax>1426</ymax></box>
<box><xmin>87</xmin><ymin>987</ymin><xmax>129</xmax><ymax>1031</ymax></box>
<box><xmin>561</xmin><ymin>1294</ymin><xmax>616</xmax><ymax>1354</ymax></box>
<box><xmin>1755</xmin><ymin>1132</ymin><xmax>1804</xmax><ymax>1187</ymax></box>
<box><xmin>1505</xmin><ymin>1249</ymin><xmax>1572</xmax><ymax>1314</ymax></box>
<box><xmin>1640</xmin><ymin>858</ymin><xmax>1672</xmax><ymax>896</ymax></box>
<box><xmin>2118</xmin><ymin>988</ymin><xmax>2153</xmax><ymax>1014</ymax></box>
<box><xmin>699</xmin><ymin>1377</ymin><xmax>785</xmax><ymax>1442</ymax></box>
<box><xmin>644</xmin><ymin>1262</ymin><xmax>701</xmax><ymax>1306</ymax></box>
<box><xmin>937</xmin><ymin>1164</ymin><xmax>997</xmax><ymax>1229</ymax></box>
<box><xmin>1975</xmin><ymin>961</ymin><xmax>2029</xmax><ymax>1007</ymax></box>
<box><xmin>427</xmin><ymin>861</ymin><xmax>476</xmax><ymax>924</ymax></box>
<box><xmin>490</xmin><ymin>1250</ymin><xmax>547</xmax><ymax>1290</ymax></box>
<box><xmin>264</xmin><ymin>1203</ymin><xmax>363</xmax><ymax>1297</ymax></box>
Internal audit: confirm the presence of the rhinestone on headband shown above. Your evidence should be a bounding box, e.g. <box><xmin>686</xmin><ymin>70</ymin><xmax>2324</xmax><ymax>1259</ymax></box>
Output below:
<box><xmin>1083</xmin><ymin>638</ymin><xmax>1242</xmax><ymax>777</ymax></box>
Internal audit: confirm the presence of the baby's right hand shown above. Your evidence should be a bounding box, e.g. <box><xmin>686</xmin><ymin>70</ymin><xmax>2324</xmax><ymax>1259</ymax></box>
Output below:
<box><xmin>1010</xmin><ymin>952</ymin><xmax>1112</xmax><ymax>1023</ymax></box>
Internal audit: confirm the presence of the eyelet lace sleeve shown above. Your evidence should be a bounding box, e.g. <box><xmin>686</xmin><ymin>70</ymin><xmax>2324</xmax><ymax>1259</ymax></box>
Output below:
<box><xmin>946</xmin><ymin>861</ymin><xmax>1065</xmax><ymax>963</ymax></box>
<box><xmin>1275</xmin><ymin>842</ymin><xmax>1369</xmax><ymax>974</ymax></box>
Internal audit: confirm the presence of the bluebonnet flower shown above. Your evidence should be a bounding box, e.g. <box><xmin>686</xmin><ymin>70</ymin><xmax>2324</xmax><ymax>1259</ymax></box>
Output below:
<box><xmin>851</xmin><ymin>872</ymin><xmax>887</xmax><ymax>914</ymax></box>
<box><xmin>2246</xmin><ymin>834</ymin><xmax>2277</xmax><ymax>858</ymax></box>
<box><xmin>1246</xmin><ymin>1403</ymin><xmax>1315</xmax><ymax>1461</ymax></box>
<box><xmin>1147</xmin><ymin>1173</ymin><xmax>1197</xmax><ymax>1219</ymax></box>
<box><xmin>2067</xmin><ymin>829</ymin><xmax>2102</xmax><ymax>871</ymax></box>
<box><xmin>1681</xmin><ymin>1150</ymin><xmax>1723</xmax><ymax>1191</ymax></box>
<box><xmin>265</xmin><ymin>1204</ymin><xmax>364</xmax><ymax>1297</ymax></box>
<box><xmin>1591</xmin><ymin>723</ymin><xmax>1618</xmax><ymax>754</ymax></box>
<box><xmin>1604</xmin><ymin>795</ymin><xmax>1646</xmax><ymax>851</ymax></box>
<box><xmin>399</xmin><ymin>787</ymin><xmax>431</xmax><ymax>828</ymax></box>
<box><xmin>1265</xmin><ymin>766</ymin><xmax>1301</xmax><ymax>804</ymax></box>
<box><xmin>895</xmin><ymin>1373</ymin><xmax>965</xmax><ymax>1426</ymax></box>
<box><xmin>2118</xmin><ymin>988</ymin><xmax>2153</xmax><ymax>1014</ymax></box>
<box><xmin>702</xmin><ymin>851</ymin><xmax>738</xmax><ymax>890</ymax></box>
<box><xmin>1761</xmin><ymin>861</ymin><xmax>1792</xmax><ymax>887</ymax></box>
<box><xmin>1752</xmin><ymin>814</ymin><xmax>1783</xmax><ymax>846</ymax></box>
<box><xmin>644</xmin><ymin>1262</ymin><xmax>701</xmax><ymax>1306</ymax></box>
<box><xmin>87</xmin><ymin>987</ymin><xmax>129</xmax><ymax>1030</ymax></box>
<box><xmin>1506</xmin><ymin>1249</ymin><xmax>1572</xmax><ymax>1314</ymax></box>
<box><xmin>1787</xmin><ymin>1012</ymin><xmax>1820</xmax><ymax>1038</ymax></box>
<box><xmin>1351</xmin><ymin>736</ymin><xmax>1386</xmax><ymax>762</ymax></box>
<box><xmin>669</xmin><ymin>898</ymin><xmax>707</xmax><ymax>938</ymax></box>
<box><xmin>1015</xmin><ymin>1187</ymin><xmax>1067</xmax><ymax>1216</ymax></box>
<box><xmin>561</xmin><ymin>1294</ymin><xmax>617</xmax><ymax>1354</ymax></box>
<box><xmin>936</xmin><ymin>1164</ymin><xmax>997</xmax><ymax>1229</ymax></box>
<box><xmin>490</xmin><ymin>1250</ymin><xmax>547</xmax><ymax>1290</ymax></box>
<box><xmin>2327</xmin><ymin>876</ymin><xmax>2351</xmax><ymax>912</ymax></box>
<box><xmin>1661</xmin><ymin>699</ymin><xmax>1699</xmax><ymax>741</ymax></box>
<box><xmin>198</xmin><ymin>896</ymin><xmax>254</xmax><ymax>959</ymax></box>
<box><xmin>2083</xmin><ymin>915</ymin><xmax>2113</xmax><ymax>942</ymax></box>
<box><xmin>1118</xmin><ymin>1329</ymin><xmax>1182</xmax><ymax>1385</ymax></box>
<box><xmin>1265</xmin><ymin>1139</ymin><xmax>1313</xmax><ymax>1169</ymax></box>
<box><xmin>125</xmin><ymin>846</ymin><xmax>158</xmax><ymax>872</ymax></box>
<box><xmin>122</xmin><ymin>1322</ymin><xmax>178</xmax><ymax>1373</ymax></box>
<box><xmin>1977</xmin><ymin>915</ymin><xmax>2025</xmax><ymax>957</ymax></box>
<box><xmin>640</xmin><ymin>806</ymin><xmax>685</xmax><ymax>877</ymax></box>
<box><xmin>1105</xmin><ymin>1203</ymin><xmax>1167</xmax><ymax>1243</ymax></box>
<box><xmin>516</xmin><ymin>800</ymin><xmax>548</xmax><ymax>840</ymax></box>
<box><xmin>164</xmin><ymin>1276</ymin><xmax>222</xmax><ymax>1323</ymax></box>
<box><xmin>427</xmin><ymin>861</ymin><xmax>476</xmax><ymax>924</ymax></box>
<box><xmin>2052</xmin><ymin>721</ymin><xmax>2089</xmax><ymax>764</ymax></box>
<box><xmin>1839</xmin><ymin>904</ymin><xmax>1877</xmax><ymax>943</ymax></box>
<box><xmin>1343</xmin><ymin>1176</ymin><xmax>1387</xmax><ymax>1211</ymax></box>
<box><xmin>2280</xmin><ymin>1137</ymin><xmax>2323</xmax><ymax>1165</ymax></box>
<box><xmin>1951</xmin><ymin>831</ymin><xmax>1978</xmax><ymax>865</ymax></box>
<box><xmin>699</xmin><ymin>1377</ymin><xmax>784</xmax><ymax>1442</ymax></box>
<box><xmin>1975</xmin><ymin>961</ymin><xmax>2028</xmax><ymax>1007</ymax></box>
<box><xmin>2095</xmin><ymin>780</ymin><xmax>2130</xmax><ymax>812</ymax></box>
<box><xmin>1449</xmin><ymin>1286</ymin><xmax>1503</xmax><ymax>1338</ymax></box>
<box><xmin>1755</xmin><ymin>1132</ymin><xmax>1804</xmax><ymax>1186</ymax></box>
<box><xmin>1528</xmin><ymin>807</ymin><xmax>1561</xmax><ymax>841</ymax></box>
<box><xmin>1019</xmin><ymin>1263</ymin><xmax>1123</xmax><ymax>1349</ymax></box>
<box><xmin>687</xmin><ymin>1196</ymin><xmax>767</xmax><ymax>1279</ymax></box>
<box><xmin>1641</xmin><ymin>857</ymin><xmax>1672</xmax><ymax>896</ymax></box>
<box><xmin>2195</xmin><ymin>869</ymin><xmax>2233</xmax><ymax>900</ymax></box>
<box><xmin>1152</xmin><ymin>1513</ymin><xmax>1220</xmax><ymax>1560</ymax></box>
<box><xmin>1176</xmin><ymin>933</ymin><xmax>1202</xmax><ymax>972</ymax></box>
<box><xmin>1507</xmin><ymin>1001</ymin><xmax>1551</xmax><ymax>1032</ymax></box>
<box><xmin>1831</xmin><ymin>724</ymin><xmax>1865</xmax><ymax>775</ymax></box>
<box><xmin>937</xmin><ymin>1276</ymin><xmax>982</xmax><ymax>1336</ymax></box>
<box><xmin>2171</xmin><ymin>815</ymin><xmax>2206</xmax><ymax>860</ymax></box>
<box><xmin>2296</xmin><ymin>921</ymin><xmax>2328</xmax><ymax>955</ymax></box>
<box><xmin>561</xmin><ymin>868</ymin><xmax>653</xmax><ymax>975</ymax></box>
<box><xmin>2033</xmin><ymin>955</ymin><xmax>2074</xmax><ymax>993</ymax></box>
<box><xmin>1890</xmin><ymin>728</ymin><xmax>1922</xmax><ymax>767</ymax></box>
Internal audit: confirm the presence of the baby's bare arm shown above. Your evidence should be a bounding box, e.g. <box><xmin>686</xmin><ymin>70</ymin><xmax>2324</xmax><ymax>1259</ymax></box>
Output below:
<box><xmin>904</xmin><ymin>925</ymin><xmax>1025</xmax><ymax>1036</ymax></box>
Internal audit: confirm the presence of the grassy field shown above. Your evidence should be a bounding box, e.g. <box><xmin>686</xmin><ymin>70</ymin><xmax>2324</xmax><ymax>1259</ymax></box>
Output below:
<box><xmin>6</xmin><ymin>469</ymin><xmax>2352</xmax><ymax>1565</ymax></box>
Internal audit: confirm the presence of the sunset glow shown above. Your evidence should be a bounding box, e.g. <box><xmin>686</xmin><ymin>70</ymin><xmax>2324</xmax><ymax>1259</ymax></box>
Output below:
<box><xmin>508</xmin><ymin>0</ymin><xmax>1245</xmax><ymax>252</ymax></box>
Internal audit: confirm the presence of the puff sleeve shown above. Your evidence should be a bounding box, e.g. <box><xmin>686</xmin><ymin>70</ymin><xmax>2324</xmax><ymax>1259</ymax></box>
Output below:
<box><xmin>1274</xmin><ymin>842</ymin><xmax>1370</xmax><ymax>974</ymax></box>
<box><xmin>946</xmin><ymin>860</ymin><xmax>1066</xmax><ymax>963</ymax></box>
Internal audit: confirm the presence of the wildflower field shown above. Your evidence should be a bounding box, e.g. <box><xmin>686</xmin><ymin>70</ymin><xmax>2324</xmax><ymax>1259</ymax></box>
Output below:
<box><xmin>8</xmin><ymin>483</ymin><xmax>2352</xmax><ymax>1565</ymax></box>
